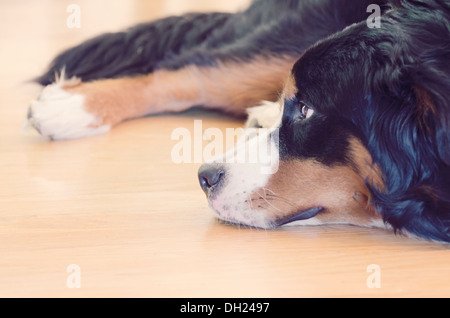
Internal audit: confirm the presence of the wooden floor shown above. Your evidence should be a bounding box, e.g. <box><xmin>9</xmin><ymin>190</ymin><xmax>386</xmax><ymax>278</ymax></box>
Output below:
<box><xmin>1</xmin><ymin>0</ymin><xmax>449</xmax><ymax>298</ymax></box>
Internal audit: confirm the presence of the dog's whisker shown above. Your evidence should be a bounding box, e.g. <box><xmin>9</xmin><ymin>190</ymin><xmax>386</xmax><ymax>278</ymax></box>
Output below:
<box><xmin>254</xmin><ymin>191</ymin><xmax>282</xmax><ymax>212</ymax></box>
<box><xmin>263</xmin><ymin>187</ymin><xmax>277</xmax><ymax>196</ymax></box>
<box><xmin>255</xmin><ymin>192</ymin><xmax>299</xmax><ymax>209</ymax></box>
<box><xmin>246</xmin><ymin>193</ymin><xmax>254</xmax><ymax>210</ymax></box>
<box><xmin>270</xmin><ymin>197</ymin><xmax>299</xmax><ymax>209</ymax></box>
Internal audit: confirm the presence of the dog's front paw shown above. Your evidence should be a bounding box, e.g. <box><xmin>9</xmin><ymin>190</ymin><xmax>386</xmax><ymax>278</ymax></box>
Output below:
<box><xmin>27</xmin><ymin>81</ymin><xmax>110</xmax><ymax>140</ymax></box>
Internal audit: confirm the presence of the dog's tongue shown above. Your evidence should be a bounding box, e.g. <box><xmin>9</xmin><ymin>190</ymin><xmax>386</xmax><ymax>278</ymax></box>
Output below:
<box><xmin>277</xmin><ymin>207</ymin><xmax>324</xmax><ymax>226</ymax></box>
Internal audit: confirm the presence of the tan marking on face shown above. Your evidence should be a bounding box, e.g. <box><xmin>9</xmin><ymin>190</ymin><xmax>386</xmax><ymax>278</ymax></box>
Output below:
<box><xmin>246</xmin><ymin>138</ymin><xmax>385</xmax><ymax>227</ymax></box>
<box><xmin>283</xmin><ymin>74</ymin><xmax>298</xmax><ymax>101</ymax></box>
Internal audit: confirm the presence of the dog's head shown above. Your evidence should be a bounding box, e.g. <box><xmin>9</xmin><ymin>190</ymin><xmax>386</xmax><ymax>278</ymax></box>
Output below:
<box><xmin>199</xmin><ymin>0</ymin><xmax>450</xmax><ymax>242</ymax></box>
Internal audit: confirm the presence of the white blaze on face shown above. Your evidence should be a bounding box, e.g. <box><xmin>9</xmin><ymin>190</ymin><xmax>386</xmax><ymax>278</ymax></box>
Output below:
<box><xmin>205</xmin><ymin>100</ymin><xmax>284</xmax><ymax>228</ymax></box>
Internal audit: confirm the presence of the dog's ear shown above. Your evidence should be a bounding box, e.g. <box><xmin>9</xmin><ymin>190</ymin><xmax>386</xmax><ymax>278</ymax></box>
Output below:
<box><xmin>370</xmin><ymin>76</ymin><xmax>450</xmax><ymax>242</ymax></box>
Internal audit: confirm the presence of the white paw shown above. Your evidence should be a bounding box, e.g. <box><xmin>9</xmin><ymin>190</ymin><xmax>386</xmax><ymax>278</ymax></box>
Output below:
<box><xmin>27</xmin><ymin>81</ymin><xmax>110</xmax><ymax>140</ymax></box>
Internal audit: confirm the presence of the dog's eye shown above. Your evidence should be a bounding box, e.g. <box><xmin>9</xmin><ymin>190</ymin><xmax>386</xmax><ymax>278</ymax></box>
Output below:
<box><xmin>299</xmin><ymin>102</ymin><xmax>314</xmax><ymax>120</ymax></box>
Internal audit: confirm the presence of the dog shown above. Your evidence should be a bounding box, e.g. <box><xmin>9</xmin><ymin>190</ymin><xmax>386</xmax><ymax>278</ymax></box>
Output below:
<box><xmin>28</xmin><ymin>0</ymin><xmax>450</xmax><ymax>242</ymax></box>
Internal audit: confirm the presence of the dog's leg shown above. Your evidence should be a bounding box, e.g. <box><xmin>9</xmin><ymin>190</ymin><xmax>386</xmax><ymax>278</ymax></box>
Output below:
<box><xmin>28</xmin><ymin>55</ymin><xmax>297</xmax><ymax>140</ymax></box>
<box><xmin>34</xmin><ymin>13</ymin><xmax>233</xmax><ymax>86</ymax></box>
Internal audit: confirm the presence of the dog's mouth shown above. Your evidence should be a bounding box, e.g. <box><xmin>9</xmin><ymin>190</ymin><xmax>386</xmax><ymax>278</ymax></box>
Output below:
<box><xmin>276</xmin><ymin>207</ymin><xmax>324</xmax><ymax>226</ymax></box>
<box><xmin>213</xmin><ymin>206</ymin><xmax>325</xmax><ymax>229</ymax></box>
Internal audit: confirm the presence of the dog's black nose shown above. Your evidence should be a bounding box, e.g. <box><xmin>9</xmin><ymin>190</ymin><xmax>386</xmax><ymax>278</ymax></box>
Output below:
<box><xmin>198</xmin><ymin>164</ymin><xmax>225</xmax><ymax>193</ymax></box>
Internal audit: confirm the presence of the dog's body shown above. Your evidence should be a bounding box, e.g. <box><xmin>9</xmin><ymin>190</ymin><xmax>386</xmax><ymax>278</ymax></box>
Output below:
<box><xmin>28</xmin><ymin>0</ymin><xmax>450</xmax><ymax>242</ymax></box>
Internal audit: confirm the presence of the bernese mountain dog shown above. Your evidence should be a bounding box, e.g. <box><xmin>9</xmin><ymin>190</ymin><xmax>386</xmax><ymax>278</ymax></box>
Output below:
<box><xmin>28</xmin><ymin>0</ymin><xmax>450</xmax><ymax>242</ymax></box>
